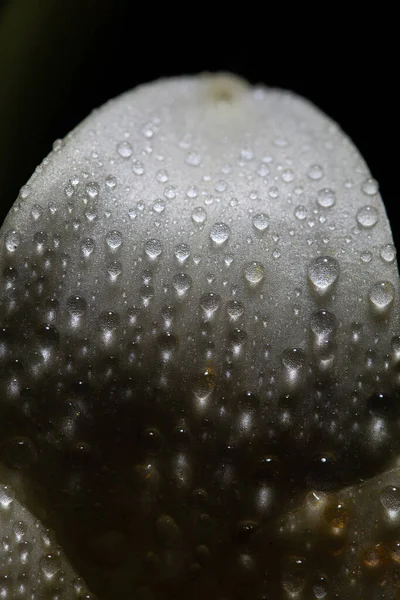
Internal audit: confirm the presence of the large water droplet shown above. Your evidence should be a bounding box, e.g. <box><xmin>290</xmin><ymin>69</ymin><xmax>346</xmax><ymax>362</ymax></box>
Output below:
<box><xmin>116</xmin><ymin>141</ymin><xmax>133</xmax><ymax>158</ymax></box>
<box><xmin>66</xmin><ymin>295</ymin><xmax>87</xmax><ymax>318</ymax></box>
<box><xmin>356</xmin><ymin>205</ymin><xmax>379</xmax><ymax>228</ymax></box>
<box><xmin>252</xmin><ymin>213</ymin><xmax>269</xmax><ymax>232</ymax></box>
<box><xmin>380</xmin><ymin>486</ymin><xmax>400</xmax><ymax>517</ymax></box>
<box><xmin>191</xmin><ymin>207</ymin><xmax>207</xmax><ymax>224</ymax></box>
<box><xmin>200</xmin><ymin>292</ymin><xmax>221</xmax><ymax>320</ymax></box>
<box><xmin>317</xmin><ymin>188</ymin><xmax>336</xmax><ymax>208</ymax></box>
<box><xmin>5</xmin><ymin>230</ymin><xmax>21</xmax><ymax>253</ymax></box>
<box><xmin>106</xmin><ymin>230</ymin><xmax>123</xmax><ymax>250</ymax></box>
<box><xmin>361</xmin><ymin>177</ymin><xmax>379</xmax><ymax>196</ymax></box>
<box><xmin>39</xmin><ymin>553</ymin><xmax>61</xmax><ymax>580</ymax></box>
<box><xmin>368</xmin><ymin>281</ymin><xmax>395</xmax><ymax>315</ymax></box>
<box><xmin>144</xmin><ymin>239</ymin><xmax>163</xmax><ymax>260</ymax></box>
<box><xmin>174</xmin><ymin>243</ymin><xmax>191</xmax><ymax>264</ymax></box>
<box><xmin>308</xmin><ymin>256</ymin><xmax>339</xmax><ymax>295</ymax></box>
<box><xmin>310</xmin><ymin>309</ymin><xmax>337</xmax><ymax>338</ymax></box>
<box><xmin>380</xmin><ymin>244</ymin><xmax>396</xmax><ymax>263</ymax></box>
<box><xmin>307</xmin><ymin>164</ymin><xmax>324</xmax><ymax>180</ymax></box>
<box><xmin>210</xmin><ymin>222</ymin><xmax>231</xmax><ymax>246</ymax></box>
<box><xmin>172</xmin><ymin>273</ymin><xmax>192</xmax><ymax>297</ymax></box>
<box><xmin>244</xmin><ymin>261</ymin><xmax>265</xmax><ymax>286</ymax></box>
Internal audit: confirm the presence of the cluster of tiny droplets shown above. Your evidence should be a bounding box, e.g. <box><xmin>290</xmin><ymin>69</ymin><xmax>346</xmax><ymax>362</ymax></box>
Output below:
<box><xmin>0</xmin><ymin>75</ymin><xmax>399</xmax><ymax>599</ymax></box>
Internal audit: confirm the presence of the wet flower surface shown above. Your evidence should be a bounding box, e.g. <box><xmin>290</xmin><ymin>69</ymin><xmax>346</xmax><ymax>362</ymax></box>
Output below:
<box><xmin>0</xmin><ymin>74</ymin><xmax>399</xmax><ymax>599</ymax></box>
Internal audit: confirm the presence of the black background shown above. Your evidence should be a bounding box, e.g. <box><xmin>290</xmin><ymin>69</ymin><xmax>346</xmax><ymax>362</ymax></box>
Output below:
<box><xmin>0</xmin><ymin>1</ymin><xmax>398</xmax><ymax>250</ymax></box>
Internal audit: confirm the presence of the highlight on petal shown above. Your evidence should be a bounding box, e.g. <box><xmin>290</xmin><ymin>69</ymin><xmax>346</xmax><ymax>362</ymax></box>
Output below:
<box><xmin>0</xmin><ymin>73</ymin><xmax>399</xmax><ymax>598</ymax></box>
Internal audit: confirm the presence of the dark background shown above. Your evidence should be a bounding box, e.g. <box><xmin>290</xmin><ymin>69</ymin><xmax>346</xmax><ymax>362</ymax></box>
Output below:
<box><xmin>0</xmin><ymin>1</ymin><xmax>398</xmax><ymax>250</ymax></box>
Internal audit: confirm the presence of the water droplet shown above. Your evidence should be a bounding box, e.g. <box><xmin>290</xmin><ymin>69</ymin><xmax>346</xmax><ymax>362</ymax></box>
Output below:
<box><xmin>0</xmin><ymin>484</ymin><xmax>14</xmax><ymax>509</ymax></box>
<box><xmin>31</xmin><ymin>204</ymin><xmax>43</xmax><ymax>221</ymax></box>
<box><xmin>39</xmin><ymin>553</ymin><xmax>61</xmax><ymax>580</ymax></box>
<box><xmin>106</xmin><ymin>230</ymin><xmax>123</xmax><ymax>250</ymax></box>
<box><xmin>269</xmin><ymin>186</ymin><xmax>279</xmax><ymax>198</ymax></box>
<box><xmin>308</xmin><ymin>256</ymin><xmax>339</xmax><ymax>295</ymax></box>
<box><xmin>282</xmin><ymin>168</ymin><xmax>295</xmax><ymax>182</ymax></box>
<box><xmin>117</xmin><ymin>141</ymin><xmax>133</xmax><ymax>158</ymax></box>
<box><xmin>252</xmin><ymin>213</ymin><xmax>269</xmax><ymax>232</ymax></box>
<box><xmin>105</xmin><ymin>175</ymin><xmax>117</xmax><ymax>188</ymax></box>
<box><xmin>310</xmin><ymin>309</ymin><xmax>337</xmax><ymax>338</ymax></box>
<box><xmin>380</xmin><ymin>485</ymin><xmax>400</xmax><ymax>516</ymax></box>
<box><xmin>356</xmin><ymin>205</ymin><xmax>378</xmax><ymax>228</ymax></box>
<box><xmin>244</xmin><ymin>261</ymin><xmax>265</xmax><ymax>286</ymax></box>
<box><xmin>164</xmin><ymin>185</ymin><xmax>176</xmax><ymax>199</ymax></box>
<box><xmin>192</xmin><ymin>206</ymin><xmax>207</xmax><ymax>224</ymax></box>
<box><xmin>144</xmin><ymin>239</ymin><xmax>163</xmax><ymax>260</ymax></box>
<box><xmin>152</xmin><ymin>198</ymin><xmax>166</xmax><ymax>213</ymax></box>
<box><xmin>215</xmin><ymin>179</ymin><xmax>228</xmax><ymax>193</ymax></box>
<box><xmin>85</xmin><ymin>181</ymin><xmax>99</xmax><ymax>198</ymax></box>
<box><xmin>99</xmin><ymin>311</ymin><xmax>120</xmax><ymax>331</ymax></box>
<box><xmin>156</xmin><ymin>169</ymin><xmax>169</xmax><ymax>183</ymax></box>
<box><xmin>294</xmin><ymin>205</ymin><xmax>308</xmax><ymax>220</ymax></box>
<box><xmin>226</xmin><ymin>299</ymin><xmax>244</xmax><ymax>321</ymax></box>
<box><xmin>157</xmin><ymin>332</ymin><xmax>178</xmax><ymax>360</ymax></box>
<box><xmin>307</xmin><ymin>164</ymin><xmax>324</xmax><ymax>180</ymax></box>
<box><xmin>317</xmin><ymin>188</ymin><xmax>336</xmax><ymax>208</ymax></box>
<box><xmin>186</xmin><ymin>151</ymin><xmax>201</xmax><ymax>166</ymax></box>
<box><xmin>380</xmin><ymin>244</ymin><xmax>396</xmax><ymax>263</ymax></box>
<box><xmin>362</xmin><ymin>177</ymin><xmax>379</xmax><ymax>196</ymax></box>
<box><xmin>66</xmin><ymin>295</ymin><xmax>87</xmax><ymax>317</ymax></box>
<box><xmin>360</xmin><ymin>250</ymin><xmax>373</xmax><ymax>263</ymax></box>
<box><xmin>132</xmin><ymin>159</ymin><xmax>145</xmax><ymax>175</ymax></box>
<box><xmin>186</xmin><ymin>185</ymin><xmax>199</xmax><ymax>199</ymax></box>
<box><xmin>5</xmin><ymin>230</ymin><xmax>21</xmax><ymax>253</ymax></box>
<box><xmin>210</xmin><ymin>222</ymin><xmax>231</xmax><ymax>246</ymax></box>
<box><xmin>282</xmin><ymin>348</ymin><xmax>305</xmax><ymax>370</ymax></box>
<box><xmin>174</xmin><ymin>243</ymin><xmax>191</xmax><ymax>264</ymax></box>
<box><xmin>200</xmin><ymin>292</ymin><xmax>221</xmax><ymax>320</ymax></box>
<box><xmin>81</xmin><ymin>237</ymin><xmax>95</xmax><ymax>257</ymax></box>
<box><xmin>155</xmin><ymin>514</ymin><xmax>181</xmax><ymax>548</ymax></box>
<box><xmin>19</xmin><ymin>184</ymin><xmax>31</xmax><ymax>199</ymax></box>
<box><xmin>368</xmin><ymin>281</ymin><xmax>395</xmax><ymax>315</ymax></box>
<box><xmin>172</xmin><ymin>273</ymin><xmax>192</xmax><ymax>297</ymax></box>
<box><xmin>107</xmin><ymin>261</ymin><xmax>122</xmax><ymax>280</ymax></box>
